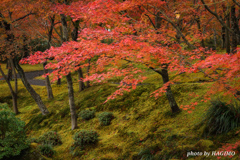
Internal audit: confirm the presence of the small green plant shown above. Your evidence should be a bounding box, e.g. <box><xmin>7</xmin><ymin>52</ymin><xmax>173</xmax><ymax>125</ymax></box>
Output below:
<box><xmin>138</xmin><ymin>148</ymin><xmax>154</xmax><ymax>160</ymax></box>
<box><xmin>71</xmin><ymin>130</ymin><xmax>99</xmax><ymax>152</ymax></box>
<box><xmin>38</xmin><ymin>131</ymin><xmax>62</xmax><ymax>146</ymax></box>
<box><xmin>38</xmin><ymin>144</ymin><xmax>55</xmax><ymax>157</ymax></box>
<box><xmin>203</xmin><ymin>100</ymin><xmax>240</xmax><ymax>135</ymax></box>
<box><xmin>79</xmin><ymin>110</ymin><xmax>95</xmax><ymax>120</ymax></box>
<box><xmin>98</xmin><ymin>112</ymin><xmax>114</xmax><ymax>126</ymax></box>
<box><xmin>0</xmin><ymin>103</ymin><xmax>29</xmax><ymax>159</ymax></box>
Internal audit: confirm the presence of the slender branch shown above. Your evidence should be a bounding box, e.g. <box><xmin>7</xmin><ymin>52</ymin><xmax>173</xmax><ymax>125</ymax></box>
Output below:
<box><xmin>149</xmin><ymin>67</ymin><xmax>162</xmax><ymax>75</ymax></box>
<box><xmin>233</xmin><ymin>0</ymin><xmax>240</xmax><ymax>7</ymax></box>
<box><xmin>12</xmin><ymin>12</ymin><xmax>34</xmax><ymax>23</ymax></box>
<box><xmin>144</xmin><ymin>14</ymin><xmax>156</xmax><ymax>29</ymax></box>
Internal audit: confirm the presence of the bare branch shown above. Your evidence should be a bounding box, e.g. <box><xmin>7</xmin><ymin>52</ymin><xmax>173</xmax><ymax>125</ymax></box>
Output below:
<box><xmin>148</xmin><ymin>4</ymin><xmax>196</xmax><ymax>49</ymax></box>
<box><xmin>201</xmin><ymin>0</ymin><xmax>234</xmax><ymax>34</ymax></box>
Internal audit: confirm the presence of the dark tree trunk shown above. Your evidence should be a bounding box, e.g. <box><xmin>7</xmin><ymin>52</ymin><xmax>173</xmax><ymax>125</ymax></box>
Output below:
<box><xmin>13</xmin><ymin>59</ymin><xmax>49</xmax><ymax>115</ymax></box>
<box><xmin>213</xmin><ymin>29</ymin><xmax>217</xmax><ymax>50</ymax></box>
<box><xmin>155</xmin><ymin>12</ymin><xmax>162</xmax><ymax>30</ymax></box>
<box><xmin>231</xmin><ymin>5</ymin><xmax>238</xmax><ymax>53</ymax></box>
<box><xmin>7</xmin><ymin>60</ymin><xmax>12</xmax><ymax>81</ymax></box>
<box><xmin>47</xmin><ymin>15</ymin><xmax>55</xmax><ymax>49</ymax></box>
<box><xmin>10</xmin><ymin>59</ymin><xmax>18</xmax><ymax>114</ymax></box>
<box><xmin>60</xmin><ymin>14</ymin><xmax>68</xmax><ymax>42</ymax></box>
<box><xmin>71</xmin><ymin>20</ymin><xmax>79</xmax><ymax>41</ymax></box>
<box><xmin>43</xmin><ymin>62</ymin><xmax>54</xmax><ymax>99</ymax></box>
<box><xmin>0</xmin><ymin>65</ymin><xmax>18</xmax><ymax>114</ymax></box>
<box><xmin>154</xmin><ymin>10</ymin><xmax>180</xmax><ymax>113</ymax></box>
<box><xmin>196</xmin><ymin>17</ymin><xmax>205</xmax><ymax>48</ymax></box>
<box><xmin>66</xmin><ymin>73</ymin><xmax>77</xmax><ymax>130</ymax></box>
<box><xmin>222</xmin><ymin>26</ymin><xmax>225</xmax><ymax>49</ymax></box>
<box><xmin>43</xmin><ymin>15</ymin><xmax>55</xmax><ymax>99</ymax></box>
<box><xmin>22</xmin><ymin>35</ymin><xmax>29</xmax><ymax>58</ymax></box>
<box><xmin>226</xmin><ymin>13</ymin><xmax>231</xmax><ymax>54</ymax></box>
<box><xmin>86</xmin><ymin>59</ymin><xmax>91</xmax><ymax>88</ymax></box>
<box><xmin>71</xmin><ymin>20</ymin><xmax>85</xmax><ymax>92</ymax></box>
<box><xmin>161</xmin><ymin>68</ymin><xmax>181</xmax><ymax>113</ymax></box>
<box><xmin>57</xmin><ymin>77</ymin><xmax>61</xmax><ymax>85</ymax></box>
<box><xmin>78</xmin><ymin>68</ymin><xmax>85</xmax><ymax>92</ymax></box>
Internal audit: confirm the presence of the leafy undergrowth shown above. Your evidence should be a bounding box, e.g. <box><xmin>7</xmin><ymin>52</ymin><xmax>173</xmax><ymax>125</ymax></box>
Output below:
<box><xmin>1</xmin><ymin>71</ymin><xmax>240</xmax><ymax>160</ymax></box>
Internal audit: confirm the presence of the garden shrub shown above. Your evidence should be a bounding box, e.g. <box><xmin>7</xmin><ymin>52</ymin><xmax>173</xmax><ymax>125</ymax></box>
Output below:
<box><xmin>0</xmin><ymin>103</ymin><xmax>29</xmax><ymax>159</ymax></box>
<box><xmin>138</xmin><ymin>148</ymin><xmax>154</xmax><ymax>160</ymax></box>
<box><xmin>98</xmin><ymin>112</ymin><xmax>114</xmax><ymax>126</ymax></box>
<box><xmin>71</xmin><ymin>130</ymin><xmax>99</xmax><ymax>153</ymax></box>
<box><xmin>79</xmin><ymin>110</ymin><xmax>95</xmax><ymax>120</ymax></box>
<box><xmin>38</xmin><ymin>131</ymin><xmax>62</xmax><ymax>146</ymax></box>
<box><xmin>38</xmin><ymin>144</ymin><xmax>55</xmax><ymax>157</ymax></box>
<box><xmin>203</xmin><ymin>100</ymin><xmax>240</xmax><ymax>135</ymax></box>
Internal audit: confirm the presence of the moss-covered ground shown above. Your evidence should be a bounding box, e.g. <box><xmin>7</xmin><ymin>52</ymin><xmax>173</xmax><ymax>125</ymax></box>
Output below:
<box><xmin>0</xmin><ymin>64</ymin><xmax>240</xmax><ymax>160</ymax></box>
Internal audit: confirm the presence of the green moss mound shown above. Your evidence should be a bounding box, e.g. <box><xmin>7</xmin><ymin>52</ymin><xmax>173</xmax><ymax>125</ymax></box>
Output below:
<box><xmin>79</xmin><ymin>110</ymin><xmax>95</xmax><ymax>120</ymax></box>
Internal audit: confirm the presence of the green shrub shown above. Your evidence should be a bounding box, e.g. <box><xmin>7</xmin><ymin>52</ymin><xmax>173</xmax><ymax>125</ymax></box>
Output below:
<box><xmin>38</xmin><ymin>131</ymin><xmax>62</xmax><ymax>146</ymax></box>
<box><xmin>138</xmin><ymin>148</ymin><xmax>154</xmax><ymax>160</ymax></box>
<box><xmin>0</xmin><ymin>103</ymin><xmax>29</xmax><ymax>159</ymax></box>
<box><xmin>71</xmin><ymin>130</ymin><xmax>99</xmax><ymax>151</ymax></box>
<box><xmin>98</xmin><ymin>112</ymin><xmax>114</xmax><ymax>126</ymax></box>
<box><xmin>203</xmin><ymin>100</ymin><xmax>240</xmax><ymax>135</ymax></box>
<box><xmin>79</xmin><ymin>110</ymin><xmax>95</xmax><ymax>120</ymax></box>
<box><xmin>38</xmin><ymin>144</ymin><xmax>55</xmax><ymax>157</ymax></box>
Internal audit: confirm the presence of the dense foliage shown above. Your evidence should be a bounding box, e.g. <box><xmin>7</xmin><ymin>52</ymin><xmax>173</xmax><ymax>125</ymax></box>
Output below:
<box><xmin>0</xmin><ymin>103</ymin><xmax>28</xmax><ymax>159</ymax></box>
<box><xmin>98</xmin><ymin>112</ymin><xmax>114</xmax><ymax>126</ymax></box>
<box><xmin>203</xmin><ymin>100</ymin><xmax>240</xmax><ymax>135</ymax></box>
<box><xmin>37</xmin><ymin>144</ymin><xmax>55</xmax><ymax>157</ymax></box>
<box><xmin>71</xmin><ymin>130</ymin><xmax>99</xmax><ymax>150</ymax></box>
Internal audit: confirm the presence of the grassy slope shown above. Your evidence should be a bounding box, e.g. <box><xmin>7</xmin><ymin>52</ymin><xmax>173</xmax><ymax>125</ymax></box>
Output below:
<box><xmin>0</xmin><ymin>65</ymin><xmax>240</xmax><ymax>160</ymax></box>
<box><xmin>0</xmin><ymin>63</ymin><xmax>43</xmax><ymax>75</ymax></box>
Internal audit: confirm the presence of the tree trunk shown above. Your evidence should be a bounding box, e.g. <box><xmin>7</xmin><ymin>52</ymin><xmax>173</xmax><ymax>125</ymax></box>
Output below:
<box><xmin>226</xmin><ymin>13</ymin><xmax>231</xmax><ymax>54</ymax></box>
<box><xmin>0</xmin><ymin>65</ymin><xmax>18</xmax><ymax>114</ymax></box>
<box><xmin>154</xmin><ymin>10</ymin><xmax>180</xmax><ymax>113</ymax></box>
<box><xmin>86</xmin><ymin>59</ymin><xmax>91</xmax><ymax>88</ymax></box>
<box><xmin>231</xmin><ymin>5</ymin><xmax>238</xmax><ymax>53</ymax></box>
<box><xmin>7</xmin><ymin>60</ymin><xmax>12</xmax><ymax>81</ymax></box>
<box><xmin>61</xmin><ymin>13</ymin><xmax>77</xmax><ymax>130</ymax></box>
<box><xmin>213</xmin><ymin>28</ymin><xmax>217</xmax><ymax>50</ymax></box>
<box><xmin>60</xmin><ymin>14</ymin><xmax>68</xmax><ymax>42</ymax></box>
<box><xmin>13</xmin><ymin>59</ymin><xmax>49</xmax><ymax>115</ymax></box>
<box><xmin>161</xmin><ymin>68</ymin><xmax>180</xmax><ymax>113</ymax></box>
<box><xmin>78</xmin><ymin>68</ymin><xmax>85</xmax><ymax>92</ymax></box>
<box><xmin>221</xmin><ymin>26</ymin><xmax>225</xmax><ymax>49</ymax></box>
<box><xmin>10</xmin><ymin>59</ymin><xmax>18</xmax><ymax>114</ymax></box>
<box><xmin>57</xmin><ymin>76</ymin><xmax>61</xmax><ymax>85</ymax></box>
<box><xmin>71</xmin><ymin>20</ymin><xmax>85</xmax><ymax>92</ymax></box>
<box><xmin>43</xmin><ymin>62</ymin><xmax>54</xmax><ymax>99</ymax></box>
<box><xmin>66</xmin><ymin>73</ymin><xmax>77</xmax><ymax>130</ymax></box>
<box><xmin>196</xmin><ymin>17</ymin><xmax>205</xmax><ymax>48</ymax></box>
